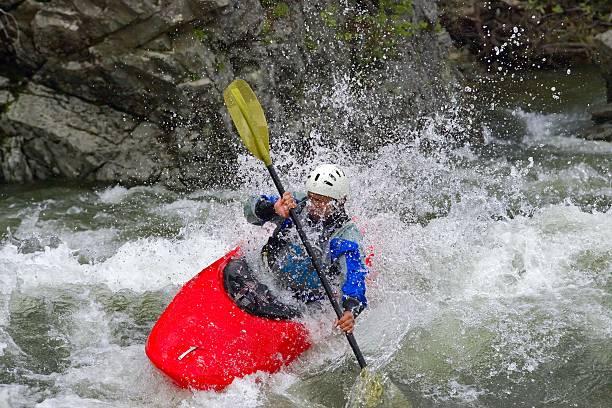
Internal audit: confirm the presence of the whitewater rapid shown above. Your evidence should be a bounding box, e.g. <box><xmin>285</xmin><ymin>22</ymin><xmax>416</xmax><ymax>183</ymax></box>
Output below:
<box><xmin>1</xmin><ymin>72</ymin><xmax>611</xmax><ymax>407</ymax></box>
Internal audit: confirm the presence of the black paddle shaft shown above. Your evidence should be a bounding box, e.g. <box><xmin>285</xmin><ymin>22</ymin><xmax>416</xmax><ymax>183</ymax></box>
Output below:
<box><xmin>266</xmin><ymin>165</ymin><xmax>367</xmax><ymax>369</ymax></box>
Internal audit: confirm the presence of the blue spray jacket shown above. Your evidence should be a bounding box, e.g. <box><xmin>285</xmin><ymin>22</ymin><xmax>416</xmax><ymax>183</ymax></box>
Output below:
<box><xmin>244</xmin><ymin>193</ymin><xmax>368</xmax><ymax>316</ymax></box>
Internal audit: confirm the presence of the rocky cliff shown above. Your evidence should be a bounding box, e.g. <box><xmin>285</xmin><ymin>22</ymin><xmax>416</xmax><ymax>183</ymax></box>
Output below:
<box><xmin>587</xmin><ymin>29</ymin><xmax>612</xmax><ymax>142</ymax></box>
<box><xmin>0</xmin><ymin>0</ymin><xmax>462</xmax><ymax>189</ymax></box>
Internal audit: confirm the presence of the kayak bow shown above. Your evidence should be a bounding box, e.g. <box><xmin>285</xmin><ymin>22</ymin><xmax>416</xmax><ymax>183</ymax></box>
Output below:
<box><xmin>145</xmin><ymin>248</ymin><xmax>311</xmax><ymax>390</ymax></box>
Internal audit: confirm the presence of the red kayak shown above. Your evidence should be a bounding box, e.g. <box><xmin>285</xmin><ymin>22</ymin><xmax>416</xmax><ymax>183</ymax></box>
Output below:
<box><xmin>145</xmin><ymin>248</ymin><xmax>311</xmax><ymax>390</ymax></box>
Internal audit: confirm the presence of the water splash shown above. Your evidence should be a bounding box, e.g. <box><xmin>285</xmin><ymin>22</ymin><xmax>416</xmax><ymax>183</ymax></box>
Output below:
<box><xmin>1</xmin><ymin>72</ymin><xmax>611</xmax><ymax>407</ymax></box>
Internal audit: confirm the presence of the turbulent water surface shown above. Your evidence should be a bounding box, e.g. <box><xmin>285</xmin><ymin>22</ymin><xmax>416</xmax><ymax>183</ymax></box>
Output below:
<box><xmin>0</xmin><ymin>68</ymin><xmax>611</xmax><ymax>407</ymax></box>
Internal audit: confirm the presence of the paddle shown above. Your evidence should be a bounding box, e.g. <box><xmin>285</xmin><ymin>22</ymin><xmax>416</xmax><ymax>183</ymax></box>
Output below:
<box><xmin>223</xmin><ymin>79</ymin><xmax>367</xmax><ymax>369</ymax></box>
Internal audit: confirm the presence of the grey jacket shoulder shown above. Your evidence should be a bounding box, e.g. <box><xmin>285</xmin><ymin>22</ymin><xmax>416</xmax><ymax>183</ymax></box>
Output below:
<box><xmin>243</xmin><ymin>195</ymin><xmax>266</xmax><ymax>225</ymax></box>
<box><xmin>331</xmin><ymin>221</ymin><xmax>363</xmax><ymax>243</ymax></box>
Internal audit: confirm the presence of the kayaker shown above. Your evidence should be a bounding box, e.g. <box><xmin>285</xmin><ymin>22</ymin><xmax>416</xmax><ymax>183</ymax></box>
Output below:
<box><xmin>226</xmin><ymin>163</ymin><xmax>368</xmax><ymax>333</ymax></box>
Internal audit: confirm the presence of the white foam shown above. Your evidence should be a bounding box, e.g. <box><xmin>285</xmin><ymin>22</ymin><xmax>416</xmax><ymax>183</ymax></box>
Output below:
<box><xmin>0</xmin><ymin>233</ymin><xmax>230</xmax><ymax>293</ymax></box>
<box><xmin>35</xmin><ymin>395</ymin><xmax>131</xmax><ymax>408</ymax></box>
<box><xmin>1</xmin><ymin>93</ymin><xmax>610</xmax><ymax>407</ymax></box>
<box><xmin>512</xmin><ymin>108</ymin><xmax>612</xmax><ymax>154</ymax></box>
<box><xmin>0</xmin><ymin>384</ymin><xmax>38</xmax><ymax>408</ymax></box>
<box><xmin>184</xmin><ymin>375</ymin><xmax>265</xmax><ymax>408</ymax></box>
<box><xmin>95</xmin><ymin>185</ymin><xmax>130</xmax><ymax>204</ymax></box>
<box><xmin>154</xmin><ymin>199</ymin><xmax>209</xmax><ymax>224</ymax></box>
<box><xmin>94</xmin><ymin>185</ymin><xmax>172</xmax><ymax>205</ymax></box>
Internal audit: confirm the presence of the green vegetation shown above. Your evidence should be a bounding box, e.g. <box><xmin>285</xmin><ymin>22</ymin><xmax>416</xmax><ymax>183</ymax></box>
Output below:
<box><xmin>257</xmin><ymin>1</ymin><xmax>433</xmax><ymax>67</ymax></box>
<box><xmin>261</xmin><ymin>19</ymin><xmax>272</xmax><ymax>36</ymax></box>
<box><xmin>320</xmin><ymin>0</ymin><xmax>433</xmax><ymax>69</ymax></box>
<box><xmin>188</xmin><ymin>72</ymin><xmax>201</xmax><ymax>82</ymax></box>
<box><xmin>551</xmin><ymin>4</ymin><xmax>564</xmax><ymax>14</ymax></box>
<box><xmin>320</xmin><ymin>4</ymin><xmax>339</xmax><ymax>29</ymax></box>
<box><xmin>261</xmin><ymin>20</ymin><xmax>274</xmax><ymax>45</ymax></box>
<box><xmin>259</xmin><ymin>1</ymin><xmax>291</xmax><ymax>45</ymax></box>
<box><xmin>304</xmin><ymin>35</ymin><xmax>317</xmax><ymax>52</ymax></box>
<box><xmin>272</xmin><ymin>2</ymin><xmax>289</xmax><ymax>19</ymax></box>
<box><xmin>259</xmin><ymin>0</ymin><xmax>278</xmax><ymax>7</ymax></box>
<box><xmin>192</xmin><ymin>27</ymin><xmax>210</xmax><ymax>43</ymax></box>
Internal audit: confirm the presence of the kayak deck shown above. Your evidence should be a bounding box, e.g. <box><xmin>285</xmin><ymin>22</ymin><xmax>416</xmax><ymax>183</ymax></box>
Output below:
<box><xmin>145</xmin><ymin>247</ymin><xmax>311</xmax><ymax>390</ymax></box>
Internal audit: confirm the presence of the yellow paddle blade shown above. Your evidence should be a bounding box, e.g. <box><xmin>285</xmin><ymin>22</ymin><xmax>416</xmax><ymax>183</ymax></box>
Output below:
<box><xmin>349</xmin><ymin>369</ymin><xmax>413</xmax><ymax>408</ymax></box>
<box><xmin>223</xmin><ymin>79</ymin><xmax>272</xmax><ymax>166</ymax></box>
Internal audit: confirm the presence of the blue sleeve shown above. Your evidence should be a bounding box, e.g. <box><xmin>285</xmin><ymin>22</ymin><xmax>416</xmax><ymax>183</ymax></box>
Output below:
<box><xmin>329</xmin><ymin>238</ymin><xmax>368</xmax><ymax>316</ymax></box>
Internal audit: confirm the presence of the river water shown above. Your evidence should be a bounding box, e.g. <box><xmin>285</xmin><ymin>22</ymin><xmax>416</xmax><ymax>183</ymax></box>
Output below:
<box><xmin>0</xmin><ymin>67</ymin><xmax>610</xmax><ymax>407</ymax></box>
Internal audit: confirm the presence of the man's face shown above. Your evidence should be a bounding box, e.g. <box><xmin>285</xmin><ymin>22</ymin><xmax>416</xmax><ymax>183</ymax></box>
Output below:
<box><xmin>307</xmin><ymin>192</ymin><xmax>335</xmax><ymax>221</ymax></box>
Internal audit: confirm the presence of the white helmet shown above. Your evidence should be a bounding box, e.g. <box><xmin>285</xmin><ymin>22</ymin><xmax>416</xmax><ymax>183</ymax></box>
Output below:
<box><xmin>306</xmin><ymin>164</ymin><xmax>349</xmax><ymax>200</ymax></box>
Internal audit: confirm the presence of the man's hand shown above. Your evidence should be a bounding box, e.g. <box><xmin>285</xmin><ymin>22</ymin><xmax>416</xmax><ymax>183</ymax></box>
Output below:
<box><xmin>274</xmin><ymin>191</ymin><xmax>297</xmax><ymax>218</ymax></box>
<box><xmin>335</xmin><ymin>311</ymin><xmax>355</xmax><ymax>333</ymax></box>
